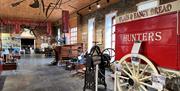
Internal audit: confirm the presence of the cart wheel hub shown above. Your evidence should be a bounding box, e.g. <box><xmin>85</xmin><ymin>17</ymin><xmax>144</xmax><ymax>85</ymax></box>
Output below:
<box><xmin>128</xmin><ymin>78</ymin><xmax>134</xmax><ymax>86</ymax></box>
<box><xmin>128</xmin><ymin>77</ymin><xmax>139</xmax><ymax>87</ymax></box>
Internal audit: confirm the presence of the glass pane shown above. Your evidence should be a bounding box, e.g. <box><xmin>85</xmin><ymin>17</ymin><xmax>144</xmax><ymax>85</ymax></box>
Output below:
<box><xmin>88</xmin><ymin>18</ymin><xmax>95</xmax><ymax>52</ymax></box>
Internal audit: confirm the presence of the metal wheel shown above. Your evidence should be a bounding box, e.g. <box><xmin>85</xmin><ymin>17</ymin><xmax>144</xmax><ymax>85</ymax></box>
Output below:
<box><xmin>102</xmin><ymin>48</ymin><xmax>115</xmax><ymax>69</ymax></box>
<box><xmin>102</xmin><ymin>48</ymin><xmax>115</xmax><ymax>58</ymax></box>
<box><xmin>114</xmin><ymin>54</ymin><xmax>159</xmax><ymax>91</ymax></box>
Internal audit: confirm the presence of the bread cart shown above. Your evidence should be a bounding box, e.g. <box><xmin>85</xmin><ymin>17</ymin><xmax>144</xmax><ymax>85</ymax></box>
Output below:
<box><xmin>114</xmin><ymin>1</ymin><xmax>180</xmax><ymax>91</ymax></box>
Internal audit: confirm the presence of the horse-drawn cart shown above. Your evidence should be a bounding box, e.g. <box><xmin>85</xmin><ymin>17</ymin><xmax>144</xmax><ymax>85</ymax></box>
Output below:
<box><xmin>114</xmin><ymin>1</ymin><xmax>180</xmax><ymax>91</ymax></box>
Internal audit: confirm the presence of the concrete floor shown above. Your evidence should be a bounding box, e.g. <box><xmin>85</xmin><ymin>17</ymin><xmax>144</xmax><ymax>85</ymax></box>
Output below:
<box><xmin>0</xmin><ymin>54</ymin><xmax>114</xmax><ymax>91</ymax></box>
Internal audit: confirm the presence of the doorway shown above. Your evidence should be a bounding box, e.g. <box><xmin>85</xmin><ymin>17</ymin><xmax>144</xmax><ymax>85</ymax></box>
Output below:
<box><xmin>21</xmin><ymin>38</ymin><xmax>34</xmax><ymax>54</ymax></box>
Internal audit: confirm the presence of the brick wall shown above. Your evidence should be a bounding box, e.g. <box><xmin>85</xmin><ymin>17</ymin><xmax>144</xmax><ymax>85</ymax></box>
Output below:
<box><xmin>78</xmin><ymin>0</ymin><xmax>138</xmax><ymax>50</ymax></box>
<box><xmin>77</xmin><ymin>0</ymin><xmax>176</xmax><ymax>50</ymax></box>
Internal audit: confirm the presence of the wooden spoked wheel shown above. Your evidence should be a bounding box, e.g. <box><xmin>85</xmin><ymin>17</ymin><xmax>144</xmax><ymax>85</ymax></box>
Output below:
<box><xmin>114</xmin><ymin>54</ymin><xmax>159</xmax><ymax>91</ymax></box>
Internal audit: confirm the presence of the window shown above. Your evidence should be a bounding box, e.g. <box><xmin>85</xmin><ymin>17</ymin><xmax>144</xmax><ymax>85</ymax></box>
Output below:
<box><xmin>70</xmin><ymin>27</ymin><xmax>77</xmax><ymax>44</ymax></box>
<box><xmin>57</xmin><ymin>28</ymin><xmax>61</xmax><ymax>45</ymax></box>
<box><xmin>105</xmin><ymin>12</ymin><xmax>117</xmax><ymax>49</ymax></box>
<box><xmin>88</xmin><ymin>18</ymin><xmax>95</xmax><ymax>52</ymax></box>
<box><xmin>105</xmin><ymin>12</ymin><xmax>117</xmax><ymax>62</ymax></box>
<box><xmin>137</xmin><ymin>0</ymin><xmax>159</xmax><ymax>11</ymax></box>
<box><xmin>111</xmin><ymin>16</ymin><xmax>116</xmax><ymax>50</ymax></box>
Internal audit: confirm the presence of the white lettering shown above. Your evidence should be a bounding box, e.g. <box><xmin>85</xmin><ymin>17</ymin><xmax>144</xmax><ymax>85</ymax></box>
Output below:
<box><xmin>131</xmin><ymin>34</ymin><xmax>136</xmax><ymax>41</ymax></box>
<box><xmin>124</xmin><ymin>34</ymin><xmax>128</xmax><ymax>41</ymax></box>
<box><xmin>117</xmin><ymin>3</ymin><xmax>173</xmax><ymax>23</ymax></box>
<box><xmin>127</xmin><ymin>34</ymin><xmax>131</xmax><ymax>41</ymax></box>
<box><xmin>136</xmin><ymin>33</ymin><xmax>142</xmax><ymax>40</ymax></box>
<box><xmin>142</xmin><ymin>33</ymin><xmax>148</xmax><ymax>41</ymax></box>
<box><xmin>155</xmin><ymin>32</ymin><xmax>162</xmax><ymax>41</ymax></box>
<box><xmin>148</xmin><ymin>32</ymin><xmax>154</xmax><ymax>41</ymax></box>
<box><xmin>121</xmin><ymin>32</ymin><xmax>162</xmax><ymax>42</ymax></box>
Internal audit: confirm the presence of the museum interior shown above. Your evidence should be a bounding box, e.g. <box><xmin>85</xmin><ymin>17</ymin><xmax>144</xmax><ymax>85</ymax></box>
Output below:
<box><xmin>0</xmin><ymin>0</ymin><xmax>179</xmax><ymax>91</ymax></box>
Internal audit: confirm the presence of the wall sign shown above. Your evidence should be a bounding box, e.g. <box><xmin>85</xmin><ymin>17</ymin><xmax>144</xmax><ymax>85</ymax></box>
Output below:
<box><xmin>116</xmin><ymin>0</ymin><xmax>180</xmax><ymax>24</ymax></box>
<box><xmin>62</xmin><ymin>10</ymin><xmax>70</xmax><ymax>33</ymax></box>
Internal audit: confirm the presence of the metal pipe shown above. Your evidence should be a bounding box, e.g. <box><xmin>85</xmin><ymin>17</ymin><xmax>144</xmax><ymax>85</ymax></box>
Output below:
<box><xmin>44</xmin><ymin>0</ymin><xmax>62</xmax><ymax>22</ymax></box>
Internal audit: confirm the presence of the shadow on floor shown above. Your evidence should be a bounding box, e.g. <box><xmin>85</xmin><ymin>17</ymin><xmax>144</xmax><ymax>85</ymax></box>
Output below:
<box><xmin>0</xmin><ymin>76</ymin><xmax>6</xmax><ymax>91</ymax></box>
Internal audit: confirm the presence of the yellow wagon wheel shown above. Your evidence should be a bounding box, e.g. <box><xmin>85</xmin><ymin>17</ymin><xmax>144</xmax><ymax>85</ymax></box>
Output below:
<box><xmin>114</xmin><ymin>54</ymin><xmax>159</xmax><ymax>91</ymax></box>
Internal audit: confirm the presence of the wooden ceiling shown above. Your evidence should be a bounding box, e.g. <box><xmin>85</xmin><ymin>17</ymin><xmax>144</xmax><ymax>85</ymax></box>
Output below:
<box><xmin>0</xmin><ymin>0</ymin><xmax>119</xmax><ymax>22</ymax></box>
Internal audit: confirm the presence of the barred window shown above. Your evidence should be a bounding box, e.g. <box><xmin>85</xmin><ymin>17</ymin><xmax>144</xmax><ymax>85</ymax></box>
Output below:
<box><xmin>70</xmin><ymin>27</ymin><xmax>77</xmax><ymax>44</ymax></box>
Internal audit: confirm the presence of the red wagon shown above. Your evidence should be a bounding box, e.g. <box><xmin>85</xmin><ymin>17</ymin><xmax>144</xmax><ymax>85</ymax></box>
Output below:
<box><xmin>114</xmin><ymin>1</ymin><xmax>180</xmax><ymax>91</ymax></box>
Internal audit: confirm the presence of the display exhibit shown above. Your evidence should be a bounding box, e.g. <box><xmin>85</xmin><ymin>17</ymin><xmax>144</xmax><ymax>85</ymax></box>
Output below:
<box><xmin>0</xmin><ymin>0</ymin><xmax>179</xmax><ymax>91</ymax></box>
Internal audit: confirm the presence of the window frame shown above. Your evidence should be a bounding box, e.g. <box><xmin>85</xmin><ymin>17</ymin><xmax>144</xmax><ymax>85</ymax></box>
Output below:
<box><xmin>70</xmin><ymin>27</ymin><xmax>77</xmax><ymax>44</ymax></box>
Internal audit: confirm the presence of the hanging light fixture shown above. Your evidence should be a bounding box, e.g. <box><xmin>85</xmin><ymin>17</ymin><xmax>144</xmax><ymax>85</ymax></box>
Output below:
<box><xmin>29</xmin><ymin>0</ymin><xmax>40</xmax><ymax>8</ymax></box>
<box><xmin>96</xmin><ymin>2</ymin><xmax>100</xmax><ymax>8</ymax></box>
<box><xmin>88</xmin><ymin>6</ymin><xmax>92</xmax><ymax>12</ymax></box>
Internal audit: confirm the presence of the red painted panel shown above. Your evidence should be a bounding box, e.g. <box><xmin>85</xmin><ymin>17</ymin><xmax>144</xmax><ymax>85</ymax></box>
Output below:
<box><xmin>62</xmin><ymin>10</ymin><xmax>70</xmax><ymax>33</ymax></box>
<box><xmin>47</xmin><ymin>22</ymin><xmax>52</xmax><ymax>36</ymax></box>
<box><xmin>115</xmin><ymin>12</ymin><xmax>179</xmax><ymax>70</ymax></box>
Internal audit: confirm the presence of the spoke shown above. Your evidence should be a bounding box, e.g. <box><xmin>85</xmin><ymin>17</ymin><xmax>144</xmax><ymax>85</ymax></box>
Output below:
<box><xmin>117</xmin><ymin>84</ymin><xmax>122</xmax><ymax>91</ymax></box>
<box><xmin>140</xmin><ymin>85</ymin><xmax>148</xmax><ymax>91</ymax></box>
<box><xmin>117</xmin><ymin>75</ymin><xmax>129</xmax><ymax>80</ymax></box>
<box><xmin>122</xmin><ymin>69</ymin><xmax>132</xmax><ymax>78</ymax></box>
<box><xmin>124</xmin><ymin>61</ymin><xmax>133</xmax><ymax>75</ymax></box>
<box><xmin>115</xmin><ymin>71</ymin><xmax>121</xmax><ymax>76</ymax></box>
<box><xmin>132</xmin><ymin>62</ymin><xmax>135</xmax><ymax>76</ymax></box>
<box><xmin>139</xmin><ymin>76</ymin><xmax>151</xmax><ymax>81</ymax></box>
<box><xmin>136</xmin><ymin>60</ymin><xmax>141</xmax><ymax>76</ymax></box>
<box><xmin>114</xmin><ymin>71</ymin><xmax>117</xmax><ymax>91</ymax></box>
<box><xmin>140</xmin><ymin>82</ymin><xmax>158</xmax><ymax>90</ymax></box>
<box><xmin>138</xmin><ymin>87</ymin><xmax>141</xmax><ymax>91</ymax></box>
<box><xmin>139</xmin><ymin>64</ymin><xmax>149</xmax><ymax>78</ymax></box>
<box><xmin>119</xmin><ymin>82</ymin><xmax>128</xmax><ymax>87</ymax></box>
<box><xmin>128</xmin><ymin>87</ymin><xmax>134</xmax><ymax>91</ymax></box>
<box><xmin>117</xmin><ymin>78</ymin><xmax>124</xmax><ymax>91</ymax></box>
